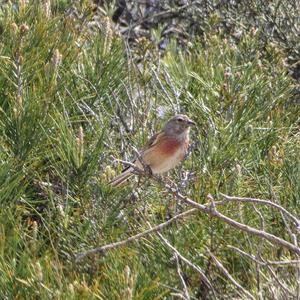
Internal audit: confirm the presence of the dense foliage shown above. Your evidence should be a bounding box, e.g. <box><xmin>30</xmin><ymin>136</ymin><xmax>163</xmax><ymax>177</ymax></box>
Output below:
<box><xmin>0</xmin><ymin>1</ymin><xmax>299</xmax><ymax>299</ymax></box>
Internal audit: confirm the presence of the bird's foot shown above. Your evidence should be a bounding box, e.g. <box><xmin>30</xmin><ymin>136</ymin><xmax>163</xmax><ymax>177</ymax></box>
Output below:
<box><xmin>143</xmin><ymin>164</ymin><xmax>153</xmax><ymax>177</ymax></box>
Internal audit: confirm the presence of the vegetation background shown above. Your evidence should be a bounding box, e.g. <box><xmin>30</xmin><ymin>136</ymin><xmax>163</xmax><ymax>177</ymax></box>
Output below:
<box><xmin>0</xmin><ymin>0</ymin><xmax>299</xmax><ymax>299</ymax></box>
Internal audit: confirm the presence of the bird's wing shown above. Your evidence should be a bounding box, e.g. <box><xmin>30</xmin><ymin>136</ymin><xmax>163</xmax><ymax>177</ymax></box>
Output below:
<box><xmin>113</xmin><ymin>131</ymin><xmax>164</xmax><ymax>177</ymax></box>
<box><xmin>141</xmin><ymin>130</ymin><xmax>164</xmax><ymax>152</ymax></box>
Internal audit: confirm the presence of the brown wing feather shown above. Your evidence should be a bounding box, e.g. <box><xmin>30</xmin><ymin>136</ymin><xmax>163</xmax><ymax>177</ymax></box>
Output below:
<box><xmin>141</xmin><ymin>131</ymin><xmax>163</xmax><ymax>152</ymax></box>
<box><xmin>110</xmin><ymin>131</ymin><xmax>165</xmax><ymax>187</ymax></box>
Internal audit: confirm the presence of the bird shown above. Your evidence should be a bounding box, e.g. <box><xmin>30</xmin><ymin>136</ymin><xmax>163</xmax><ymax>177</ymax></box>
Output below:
<box><xmin>110</xmin><ymin>114</ymin><xmax>196</xmax><ymax>187</ymax></box>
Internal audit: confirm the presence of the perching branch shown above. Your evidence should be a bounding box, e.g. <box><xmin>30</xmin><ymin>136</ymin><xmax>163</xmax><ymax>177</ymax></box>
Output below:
<box><xmin>74</xmin><ymin>159</ymin><xmax>300</xmax><ymax>298</ymax></box>
<box><xmin>77</xmin><ymin>163</ymin><xmax>300</xmax><ymax>260</ymax></box>
<box><xmin>164</xmin><ymin>187</ymin><xmax>300</xmax><ymax>256</ymax></box>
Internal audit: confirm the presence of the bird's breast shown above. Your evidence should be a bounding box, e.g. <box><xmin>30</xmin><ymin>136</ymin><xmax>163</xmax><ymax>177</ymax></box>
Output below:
<box><xmin>151</xmin><ymin>137</ymin><xmax>189</xmax><ymax>174</ymax></box>
<box><xmin>159</xmin><ymin>139</ymin><xmax>182</xmax><ymax>155</ymax></box>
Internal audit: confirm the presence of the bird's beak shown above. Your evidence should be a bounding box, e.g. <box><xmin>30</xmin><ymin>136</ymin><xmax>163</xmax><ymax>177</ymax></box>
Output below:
<box><xmin>187</xmin><ymin>119</ymin><xmax>196</xmax><ymax>126</ymax></box>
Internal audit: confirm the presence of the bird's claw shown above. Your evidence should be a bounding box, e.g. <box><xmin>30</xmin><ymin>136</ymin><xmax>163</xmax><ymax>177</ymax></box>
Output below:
<box><xmin>144</xmin><ymin>164</ymin><xmax>153</xmax><ymax>177</ymax></box>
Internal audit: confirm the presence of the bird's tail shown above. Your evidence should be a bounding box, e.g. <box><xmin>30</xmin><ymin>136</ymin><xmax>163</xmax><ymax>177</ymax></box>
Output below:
<box><xmin>110</xmin><ymin>167</ymin><xmax>133</xmax><ymax>187</ymax></box>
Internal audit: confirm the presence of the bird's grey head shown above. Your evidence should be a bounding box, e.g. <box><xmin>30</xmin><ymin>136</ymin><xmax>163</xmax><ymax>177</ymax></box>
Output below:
<box><xmin>163</xmin><ymin>114</ymin><xmax>196</xmax><ymax>137</ymax></box>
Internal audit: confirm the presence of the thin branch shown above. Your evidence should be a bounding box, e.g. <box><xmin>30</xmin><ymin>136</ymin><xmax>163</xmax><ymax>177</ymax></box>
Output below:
<box><xmin>208</xmin><ymin>251</ymin><xmax>256</xmax><ymax>300</ymax></box>
<box><xmin>227</xmin><ymin>245</ymin><xmax>300</xmax><ymax>266</ymax></box>
<box><xmin>266</xmin><ymin>260</ymin><xmax>300</xmax><ymax>266</ymax></box>
<box><xmin>219</xmin><ymin>193</ymin><xmax>300</xmax><ymax>229</ymax></box>
<box><xmin>252</xmin><ymin>204</ymin><xmax>264</xmax><ymax>300</ymax></box>
<box><xmin>168</xmin><ymin>190</ymin><xmax>300</xmax><ymax>256</ymax></box>
<box><xmin>228</xmin><ymin>243</ymin><xmax>298</xmax><ymax>298</ymax></box>
<box><xmin>175</xmin><ymin>253</ymin><xmax>190</xmax><ymax>300</ymax></box>
<box><xmin>160</xmin><ymin>283</ymin><xmax>197</xmax><ymax>300</ymax></box>
<box><xmin>171</xmin><ymin>293</ymin><xmax>189</xmax><ymax>300</ymax></box>
<box><xmin>157</xmin><ymin>232</ymin><xmax>216</xmax><ymax>297</ymax></box>
<box><xmin>15</xmin><ymin>49</ymin><xmax>23</xmax><ymax>99</ymax></box>
<box><xmin>75</xmin><ymin>208</ymin><xmax>197</xmax><ymax>260</ymax></box>
<box><xmin>227</xmin><ymin>245</ymin><xmax>264</xmax><ymax>265</ymax></box>
<box><xmin>265</xmin><ymin>264</ymin><xmax>295</xmax><ymax>297</ymax></box>
<box><xmin>292</xmin><ymin>234</ymin><xmax>300</xmax><ymax>298</ymax></box>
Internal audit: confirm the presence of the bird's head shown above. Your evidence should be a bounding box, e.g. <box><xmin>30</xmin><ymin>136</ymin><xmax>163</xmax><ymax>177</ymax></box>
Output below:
<box><xmin>163</xmin><ymin>114</ymin><xmax>196</xmax><ymax>137</ymax></box>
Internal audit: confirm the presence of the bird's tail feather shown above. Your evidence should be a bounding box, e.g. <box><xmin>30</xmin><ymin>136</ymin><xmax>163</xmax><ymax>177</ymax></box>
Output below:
<box><xmin>110</xmin><ymin>167</ymin><xmax>133</xmax><ymax>187</ymax></box>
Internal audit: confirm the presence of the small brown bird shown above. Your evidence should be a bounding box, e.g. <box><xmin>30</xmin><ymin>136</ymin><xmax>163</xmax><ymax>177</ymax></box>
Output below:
<box><xmin>110</xmin><ymin>114</ymin><xmax>196</xmax><ymax>187</ymax></box>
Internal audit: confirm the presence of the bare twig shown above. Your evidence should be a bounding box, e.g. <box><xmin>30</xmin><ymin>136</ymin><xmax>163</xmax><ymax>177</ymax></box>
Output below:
<box><xmin>75</xmin><ymin>208</ymin><xmax>197</xmax><ymax>260</ymax></box>
<box><xmin>227</xmin><ymin>245</ymin><xmax>300</xmax><ymax>266</ymax></box>
<box><xmin>227</xmin><ymin>245</ymin><xmax>264</xmax><ymax>265</ymax></box>
<box><xmin>157</xmin><ymin>232</ymin><xmax>215</xmax><ymax>297</ymax></box>
<box><xmin>167</xmin><ymin>190</ymin><xmax>300</xmax><ymax>256</ymax></box>
<box><xmin>208</xmin><ymin>251</ymin><xmax>256</xmax><ymax>300</ymax></box>
<box><xmin>161</xmin><ymin>283</ymin><xmax>197</xmax><ymax>300</ymax></box>
<box><xmin>219</xmin><ymin>193</ymin><xmax>300</xmax><ymax>229</ymax></box>
<box><xmin>15</xmin><ymin>49</ymin><xmax>23</xmax><ymax>99</ymax></box>
<box><xmin>266</xmin><ymin>260</ymin><xmax>300</xmax><ymax>266</ymax></box>
<box><xmin>174</xmin><ymin>253</ymin><xmax>190</xmax><ymax>300</ymax></box>
<box><xmin>252</xmin><ymin>205</ymin><xmax>264</xmax><ymax>300</ymax></box>
<box><xmin>228</xmin><ymin>243</ymin><xmax>298</xmax><ymax>298</ymax></box>
<box><xmin>171</xmin><ymin>293</ymin><xmax>188</xmax><ymax>300</ymax></box>
<box><xmin>265</xmin><ymin>264</ymin><xmax>295</xmax><ymax>297</ymax></box>
<box><xmin>292</xmin><ymin>234</ymin><xmax>300</xmax><ymax>298</ymax></box>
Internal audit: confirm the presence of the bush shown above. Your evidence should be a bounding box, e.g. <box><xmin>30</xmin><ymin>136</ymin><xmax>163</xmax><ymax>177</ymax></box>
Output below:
<box><xmin>0</xmin><ymin>1</ymin><xmax>299</xmax><ymax>299</ymax></box>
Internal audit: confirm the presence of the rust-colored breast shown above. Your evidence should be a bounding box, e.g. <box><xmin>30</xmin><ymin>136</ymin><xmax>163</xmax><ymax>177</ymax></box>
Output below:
<box><xmin>159</xmin><ymin>139</ymin><xmax>181</xmax><ymax>155</ymax></box>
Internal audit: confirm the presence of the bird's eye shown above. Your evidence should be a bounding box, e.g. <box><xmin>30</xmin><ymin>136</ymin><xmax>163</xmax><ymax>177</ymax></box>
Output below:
<box><xmin>177</xmin><ymin>118</ymin><xmax>184</xmax><ymax>122</ymax></box>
